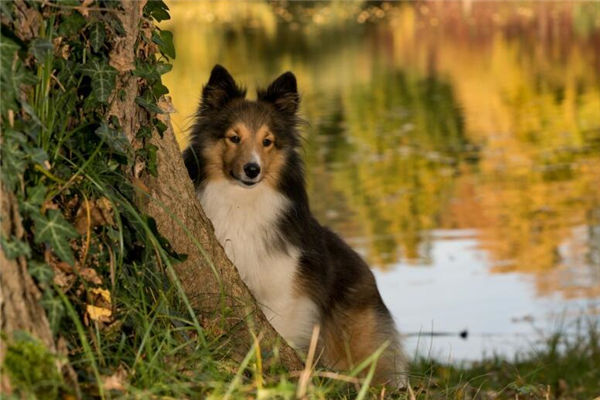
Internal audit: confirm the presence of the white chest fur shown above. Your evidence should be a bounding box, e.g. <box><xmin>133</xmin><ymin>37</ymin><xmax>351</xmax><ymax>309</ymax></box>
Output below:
<box><xmin>199</xmin><ymin>180</ymin><xmax>318</xmax><ymax>348</ymax></box>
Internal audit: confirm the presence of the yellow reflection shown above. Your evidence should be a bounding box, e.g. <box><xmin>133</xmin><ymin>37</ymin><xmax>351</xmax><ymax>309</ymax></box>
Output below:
<box><xmin>163</xmin><ymin>1</ymin><xmax>600</xmax><ymax>298</ymax></box>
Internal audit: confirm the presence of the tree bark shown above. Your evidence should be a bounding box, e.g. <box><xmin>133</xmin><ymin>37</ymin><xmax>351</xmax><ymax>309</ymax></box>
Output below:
<box><xmin>109</xmin><ymin>1</ymin><xmax>303</xmax><ymax>370</ymax></box>
<box><xmin>0</xmin><ymin>185</ymin><xmax>57</xmax><ymax>392</ymax></box>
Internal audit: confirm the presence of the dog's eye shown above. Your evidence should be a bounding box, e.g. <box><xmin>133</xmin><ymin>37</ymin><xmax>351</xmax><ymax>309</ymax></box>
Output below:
<box><xmin>229</xmin><ymin>136</ymin><xmax>241</xmax><ymax>144</ymax></box>
<box><xmin>262</xmin><ymin>138</ymin><xmax>272</xmax><ymax>147</ymax></box>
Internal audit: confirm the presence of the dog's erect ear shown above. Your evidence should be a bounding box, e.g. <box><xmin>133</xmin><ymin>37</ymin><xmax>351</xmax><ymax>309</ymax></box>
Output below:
<box><xmin>201</xmin><ymin>65</ymin><xmax>246</xmax><ymax>111</ymax></box>
<box><xmin>258</xmin><ymin>71</ymin><xmax>299</xmax><ymax>115</ymax></box>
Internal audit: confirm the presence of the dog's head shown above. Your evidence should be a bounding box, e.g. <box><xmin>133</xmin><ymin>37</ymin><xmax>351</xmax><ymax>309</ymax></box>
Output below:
<box><xmin>185</xmin><ymin>65</ymin><xmax>300</xmax><ymax>188</ymax></box>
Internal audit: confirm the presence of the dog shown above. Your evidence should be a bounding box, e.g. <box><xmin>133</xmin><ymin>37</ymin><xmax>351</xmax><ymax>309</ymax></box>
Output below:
<box><xmin>183</xmin><ymin>65</ymin><xmax>406</xmax><ymax>386</ymax></box>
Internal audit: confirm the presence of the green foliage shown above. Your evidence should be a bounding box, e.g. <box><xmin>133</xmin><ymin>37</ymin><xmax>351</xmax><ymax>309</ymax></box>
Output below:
<box><xmin>144</xmin><ymin>0</ymin><xmax>171</xmax><ymax>23</ymax></box>
<box><xmin>95</xmin><ymin>122</ymin><xmax>130</xmax><ymax>158</ymax></box>
<box><xmin>2</xmin><ymin>331</ymin><xmax>63</xmax><ymax>400</ymax></box>
<box><xmin>33</xmin><ymin>210</ymin><xmax>79</xmax><ymax>265</ymax></box>
<box><xmin>0</xmin><ymin>235</ymin><xmax>31</xmax><ymax>259</ymax></box>
<box><xmin>0</xmin><ymin>0</ymin><xmax>189</xmax><ymax>396</ymax></box>
<box><xmin>29</xmin><ymin>38</ymin><xmax>53</xmax><ymax>63</ymax></box>
<box><xmin>152</xmin><ymin>29</ymin><xmax>176</xmax><ymax>59</ymax></box>
<box><xmin>410</xmin><ymin>322</ymin><xmax>600</xmax><ymax>399</ymax></box>
<box><xmin>88</xmin><ymin>22</ymin><xmax>106</xmax><ymax>53</ymax></box>
<box><xmin>4</xmin><ymin>2</ymin><xmax>596</xmax><ymax>399</ymax></box>
<box><xmin>82</xmin><ymin>59</ymin><xmax>117</xmax><ymax>103</ymax></box>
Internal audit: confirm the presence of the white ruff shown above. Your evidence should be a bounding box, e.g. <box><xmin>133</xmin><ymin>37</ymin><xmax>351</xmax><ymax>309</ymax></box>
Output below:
<box><xmin>199</xmin><ymin>179</ymin><xmax>318</xmax><ymax>348</ymax></box>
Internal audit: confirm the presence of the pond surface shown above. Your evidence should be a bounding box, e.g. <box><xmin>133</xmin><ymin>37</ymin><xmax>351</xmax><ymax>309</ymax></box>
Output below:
<box><xmin>163</xmin><ymin>1</ymin><xmax>600</xmax><ymax>362</ymax></box>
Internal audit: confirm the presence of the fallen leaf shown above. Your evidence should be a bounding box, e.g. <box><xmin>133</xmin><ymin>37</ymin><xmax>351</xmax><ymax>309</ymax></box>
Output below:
<box><xmin>80</xmin><ymin>267</ymin><xmax>102</xmax><ymax>285</ymax></box>
<box><xmin>74</xmin><ymin>197</ymin><xmax>115</xmax><ymax>234</ymax></box>
<box><xmin>101</xmin><ymin>365</ymin><xmax>128</xmax><ymax>391</ymax></box>
<box><xmin>89</xmin><ymin>287</ymin><xmax>111</xmax><ymax>304</ymax></box>
<box><xmin>96</xmin><ymin>197</ymin><xmax>115</xmax><ymax>226</ymax></box>
<box><xmin>86</xmin><ymin>304</ymin><xmax>112</xmax><ymax>322</ymax></box>
<box><xmin>53</xmin><ymin>269</ymin><xmax>76</xmax><ymax>289</ymax></box>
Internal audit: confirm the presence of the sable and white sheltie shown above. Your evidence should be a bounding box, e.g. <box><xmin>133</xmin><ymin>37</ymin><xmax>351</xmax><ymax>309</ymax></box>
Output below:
<box><xmin>183</xmin><ymin>65</ymin><xmax>406</xmax><ymax>386</ymax></box>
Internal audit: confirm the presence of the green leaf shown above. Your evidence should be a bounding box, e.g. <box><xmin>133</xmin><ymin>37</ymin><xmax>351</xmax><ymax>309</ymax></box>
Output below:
<box><xmin>58</xmin><ymin>12</ymin><xmax>86</xmax><ymax>37</ymax></box>
<box><xmin>155</xmin><ymin>62</ymin><xmax>172</xmax><ymax>75</ymax></box>
<box><xmin>26</xmin><ymin>147</ymin><xmax>49</xmax><ymax>165</ymax></box>
<box><xmin>1</xmin><ymin>35</ymin><xmax>36</xmax><ymax>115</ymax></box>
<box><xmin>88</xmin><ymin>22</ymin><xmax>105</xmax><ymax>53</ymax></box>
<box><xmin>107</xmin><ymin>15</ymin><xmax>125</xmax><ymax>36</ymax></box>
<box><xmin>0</xmin><ymin>2</ymin><xmax>13</xmax><ymax>22</ymax></box>
<box><xmin>81</xmin><ymin>60</ymin><xmax>117</xmax><ymax>103</ymax></box>
<box><xmin>0</xmin><ymin>130</ymin><xmax>28</xmax><ymax>190</ymax></box>
<box><xmin>152</xmin><ymin>81</ymin><xmax>169</xmax><ymax>97</ymax></box>
<box><xmin>146</xmin><ymin>144</ymin><xmax>158</xmax><ymax>177</ymax></box>
<box><xmin>144</xmin><ymin>0</ymin><xmax>171</xmax><ymax>22</ymax></box>
<box><xmin>0</xmin><ymin>235</ymin><xmax>31</xmax><ymax>259</ymax></box>
<box><xmin>136</xmin><ymin>126</ymin><xmax>152</xmax><ymax>139</ymax></box>
<box><xmin>133</xmin><ymin>61</ymin><xmax>159</xmax><ymax>81</ymax></box>
<box><xmin>19</xmin><ymin>184</ymin><xmax>47</xmax><ymax>217</ymax></box>
<box><xmin>152</xmin><ymin>30</ymin><xmax>175</xmax><ymax>59</ymax></box>
<box><xmin>56</xmin><ymin>60</ymin><xmax>79</xmax><ymax>89</ymax></box>
<box><xmin>135</xmin><ymin>96</ymin><xmax>164</xmax><ymax>114</ymax></box>
<box><xmin>33</xmin><ymin>210</ymin><xmax>78</xmax><ymax>265</ymax></box>
<box><xmin>95</xmin><ymin>123</ymin><xmax>129</xmax><ymax>156</ymax></box>
<box><xmin>41</xmin><ymin>289</ymin><xmax>64</xmax><ymax>334</ymax></box>
<box><xmin>153</xmin><ymin>118</ymin><xmax>167</xmax><ymax>138</ymax></box>
<box><xmin>29</xmin><ymin>261</ymin><xmax>54</xmax><ymax>284</ymax></box>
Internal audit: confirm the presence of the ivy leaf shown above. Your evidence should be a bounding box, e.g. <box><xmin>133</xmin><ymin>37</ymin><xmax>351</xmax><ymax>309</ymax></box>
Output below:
<box><xmin>58</xmin><ymin>12</ymin><xmax>86</xmax><ymax>37</ymax></box>
<box><xmin>135</xmin><ymin>96</ymin><xmax>164</xmax><ymax>114</ymax></box>
<box><xmin>88</xmin><ymin>22</ymin><xmax>105</xmax><ymax>53</ymax></box>
<box><xmin>152</xmin><ymin>81</ymin><xmax>169</xmax><ymax>97</ymax></box>
<box><xmin>41</xmin><ymin>289</ymin><xmax>64</xmax><ymax>334</ymax></box>
<box><xmin>95</xmin><ymin>123</ymin><xmax>129</xmax><ymax>156</ymax></box>
<box><xmin>146</xmin><ymin>144</ymin><xmax>158</xmax><ymax>177</ymax></box>
<box><xmin>33</xmin><ymin>210</ymin><xmax>79</xmax><ymax>265</ymax></box>
<box><xmin>56</xmin><ymin>60</ymin><xmax>79</xmax><ymax>89</ymax></box>
<box><xmin>136</xmin><ymin>126</ymin><xmax>152</xmax><ymax>139</ymax></box>
<box><xmin>29</xmin><ymin>261</ymin><xmax>54</xmax><ymax>284</ymax></box>
<box><xmin>0</xmin><ymin>129</ymin><xmax>28</xmax><ymax>190</ymax></box>
<box><xmin>1</xmin><ymin>35</ymin><xmax>36</xmax><ymax>114</ymax></box>
<box><xmin>133</xmin><ymin>61</ymin><xmax>159</xmax><ymax>81</ymax></box>
<box><xmin>0</xmin><ymin>235</ymin><xmax>32</xmax><ymax>259</ymax></box>
<box><xmin>144</xmin><ymin>0</ymin><xmax>170</xmax><ymax>22</ymax></box>
<box><xmin>155</xmin><ymin>62</ymin><xmax>172</xmax><ymax>75</ymax></box>
<box><xmin>19</xmin><ymin>184</ymin><xmax>47</xmax><ymax>217</ymax></box>
<box><xmin>151</xmin><ymin>30</ymin><xmax>175</xmax><ymax>59</ymax></box>
<box><xmin>26</xmin><ymin>147</ymin><xmax>49</xmax><ymax>165</ymax></box>
<box><xmin>153</xmin><ymin>119</ymin><xmax>167</xmax><ymax>138</ymax></box>
<box><xmin>82</xmin><ymin>60</ymin><xmax>117</xmax><ymax>103</ymax></box>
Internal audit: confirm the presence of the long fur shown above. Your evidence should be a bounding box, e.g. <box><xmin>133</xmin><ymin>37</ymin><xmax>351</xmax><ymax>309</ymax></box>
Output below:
<box><xmin>183</xmin><ymin>65</ymin><xmax>407</xmax><ymax>386</ymax></box>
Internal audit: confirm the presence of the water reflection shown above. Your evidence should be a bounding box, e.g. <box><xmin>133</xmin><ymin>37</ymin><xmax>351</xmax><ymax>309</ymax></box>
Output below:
<box><xmin>163</xmin><ymin>1</ymin><xmax>600</xmax><ymax>360</ymax></box>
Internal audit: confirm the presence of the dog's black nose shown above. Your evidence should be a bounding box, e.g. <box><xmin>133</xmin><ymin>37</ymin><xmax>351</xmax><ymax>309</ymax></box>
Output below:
<box><xmin>243</xmin><ymin>163</ymin><xmax>261</xmax><ymax>179</ymax></box>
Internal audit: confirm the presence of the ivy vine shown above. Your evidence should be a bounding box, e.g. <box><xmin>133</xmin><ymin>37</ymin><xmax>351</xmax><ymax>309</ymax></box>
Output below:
<box><xmin>1</xmin><ymin>1</ymin><xmax>176</xmax><ymax>395</ymax></box>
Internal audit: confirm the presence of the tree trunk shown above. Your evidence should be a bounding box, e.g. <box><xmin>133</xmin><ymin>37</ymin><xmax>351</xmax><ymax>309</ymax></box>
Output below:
<box><xmin>108</xmin><ymin>1</ymin><xmax>303</xmax><ymax>370</ymax></box>
<box><xmin>0</xmin><ymin>185</ymin><xmax>57</xmax><ymax>392</ymax></box>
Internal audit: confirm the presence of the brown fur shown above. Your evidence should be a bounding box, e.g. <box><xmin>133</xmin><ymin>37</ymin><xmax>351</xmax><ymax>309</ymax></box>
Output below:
<box><xmin>183</xmin><ymin>65</ymin><xmax>407</xmax><ymax>387</ymax></box>
<box><xmin>321</xmin><ymin>307</ymin><xmax>406</xmax><ymax>385</ymax></box>
<box><xmin>199</xmin><ymin>120</ymin><xmax>285</xmax><ymax>190</ymax></box>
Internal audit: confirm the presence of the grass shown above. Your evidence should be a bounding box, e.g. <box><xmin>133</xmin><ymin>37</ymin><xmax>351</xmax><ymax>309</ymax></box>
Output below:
<box><xmin>9</xmin><ymin>249</ymin><xmax>600</xmax><ymax>399</ymax></box>
<box><xmin>409</xmin><ymin>321</ymin><xmax>600</xmax><ymax>399</ymax></box>
<box><xmin>2</xmin><ymin>2</ymin><xmax>599</xmax><ymax>399</ymax></box>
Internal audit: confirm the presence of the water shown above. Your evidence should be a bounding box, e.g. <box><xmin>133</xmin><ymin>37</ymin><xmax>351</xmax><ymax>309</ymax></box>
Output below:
<box><xmin>163</xmin><ymin>1</ymin><xmax>600</xmax><ymax>362</ymax></box>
